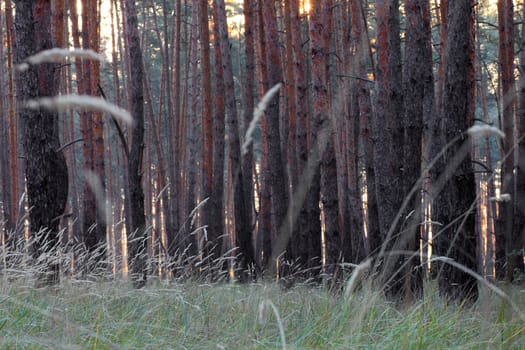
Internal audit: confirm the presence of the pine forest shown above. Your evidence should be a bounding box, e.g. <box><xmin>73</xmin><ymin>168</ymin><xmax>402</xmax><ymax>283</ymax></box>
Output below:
<box><xmin>1</xmin><ymin>0</ymin><xmax>525</xmax><ymax>309</ymax></box>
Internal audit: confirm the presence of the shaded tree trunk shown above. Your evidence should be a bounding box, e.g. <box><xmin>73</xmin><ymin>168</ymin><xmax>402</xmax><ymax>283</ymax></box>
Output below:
<box><xmin>262</xmin><ymin>0</ymin><xmax>289</xmax><ymax>275</ymax></box>
<box><xmin>255</xmin><ymin>0</ymin><xmax>272</xmax><ymax>269</ymax></box>
<box><xmin>431</xmin><ymin>0</ymin><xmax>479</xmax><ymax>302</ymax></box>
<box><xmin>290</xmin><ymin>0</ymin><xmax>321</xmax><ymax>273</ymax></box>
<box><xmin>373</xmin><ymin>0</ymin><xmax>406</xmax><ymax>299</ymax></box>
<box><xmin>497</xmin><ymin>0</ymin><xmax>524</xmax><ymax>282</ymax></box>
<box><xmin>124</xmin><ymin>0</ymin><xmax>147</xmax><ymax>287</ymax></box>
<box><xmin>216</xmin><ymin>0</ymin><xmax>257</xmax><ymax>280</ymax></box>
<box><xmin>401</xmin><ymin>0</ymin><xmax>434</xmax><ymax>300</ymax></box>
<box><xmin>310</xmin><ymin>0</ymin><xmax>340</xmax><ymax>279</ymax></box>
<box><xmin>211</xmin><ymin>0</ymin><xmax>226</xmax><ymax>276</ymax></box>
<box><xmin>5</xmin><ymin>0</ymin><xmax>18</xmax><ymax>233</ymax></box>
<box><xmin>513</xmin><ymin>0</ymin><xmax>525</xmax><ymax>280</ymax></box>
<box><xmin>241</xmin><ymin>0</ymin><xmax>255</xmax><ymax>247</ymax></box>
<box><xmin>14</xmin><ymin>0</ymin><xmax>69</xmax><ymax>285</ymax></box>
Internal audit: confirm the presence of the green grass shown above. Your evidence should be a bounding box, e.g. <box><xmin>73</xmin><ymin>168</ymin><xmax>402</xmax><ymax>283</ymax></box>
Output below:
<box><xmin>0</xmin><ymin>277</ymin><xmax>524</xmax><ymax>349</ymax></box>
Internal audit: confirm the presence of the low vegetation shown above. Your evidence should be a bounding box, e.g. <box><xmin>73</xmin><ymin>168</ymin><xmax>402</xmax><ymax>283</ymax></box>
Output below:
<box><xmin>1</xmin><ymin>270</ymin><xmax>524</xmax><ymax>349</ymax></box>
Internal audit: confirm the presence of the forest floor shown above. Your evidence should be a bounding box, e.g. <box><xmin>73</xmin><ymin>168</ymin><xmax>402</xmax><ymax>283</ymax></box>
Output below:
<box><xmin>0</xmin><ymin>277</ymin><xmax>524</xmax><ymax>349</ymax></box>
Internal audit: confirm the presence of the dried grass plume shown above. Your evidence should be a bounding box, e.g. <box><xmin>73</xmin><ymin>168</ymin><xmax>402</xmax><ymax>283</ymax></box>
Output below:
<box><xmin>17</xmin><ymin>48</ymin><xmax>106</xmax><ymax>71</ymax></box>
<box><xmin>242</xmin><ymin>83</ymin><xmax>282</xmax><ymax>155</ymax></box>
<box><xmin>467</xmin><ymin>125</ymin><xmax>505</xmax><ymax>139</ymax></box>
<box><xmin>26</xmin><ymin>94</ymin><xmax>134</xmax><ymax>126</ymax></box>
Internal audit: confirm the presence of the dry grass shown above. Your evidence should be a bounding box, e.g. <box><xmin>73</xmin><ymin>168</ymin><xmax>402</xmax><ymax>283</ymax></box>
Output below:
<box><xmin>0</xmin><ymin>235</ymin><xmax>524</xmax><ymax>349</ymax></box>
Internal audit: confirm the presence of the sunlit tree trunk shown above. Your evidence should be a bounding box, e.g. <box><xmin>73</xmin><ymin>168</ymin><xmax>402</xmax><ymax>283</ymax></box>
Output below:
<box><xmin>90</xmin><ymin>0</ymin><xmax>106</xmax><ymax>261</ymax></box>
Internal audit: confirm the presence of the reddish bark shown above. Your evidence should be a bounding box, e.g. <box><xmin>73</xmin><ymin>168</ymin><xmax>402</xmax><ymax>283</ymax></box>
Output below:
<box><xmin>497</xmin><ymin>0</ymin><xmax>524</xmax><ymax>281</ymax></box>
<box><xmin>310</xmin><ymin>0</ymin><xmax>340</xmax><ymax>277</ymax></box>
<box><xmin>5</xmin><ymin>0</ymin><xmax>17</xmax><ymax>231</ymax></box>
<box><xmin>255</xmin><ymin>0</ymin><xmax>272</xmax><ymax>268</ymax></box>
<box><xmin>262</xmin><ymin>0</ymin><xmax>289</xmax><ymax>276</ymax></box>
<box><xmin>515</xmin><ymin>0</ymin><xmax>525</xmax><ymax>281</ymax></box>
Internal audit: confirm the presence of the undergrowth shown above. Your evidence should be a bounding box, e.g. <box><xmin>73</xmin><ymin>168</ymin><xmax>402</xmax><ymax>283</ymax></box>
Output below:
<box><xmin>0</xmin><ymin>229</ymin><xmax>524</xmax><ymax>349</ymax></box>
<box><xmin>0</xmin><ymin>274</ymin><xmax>524</xmax><ymax>349</ymax></box>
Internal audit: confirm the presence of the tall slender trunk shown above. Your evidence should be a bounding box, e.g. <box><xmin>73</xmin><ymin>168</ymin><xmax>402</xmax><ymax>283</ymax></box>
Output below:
<box><xmin>242</xmin><ymin>0</ymin><xmax>255</xmax><ymax>242</ymax></box>
<box><xmin>124</xmin><ymin>0</ymin><xmax>147</xmax><ymax>287</ymax></box>
<box><xmin>310</xmin><ymin>0</ymin><xmax>340</xmax><ymax>278</ymax></box>
<box><xmin>373</xmin><ymin>0</ymin><xmax>406</xmax><ymax>298</ymax></box>
<box><xmin>402</xmin><ymin>0</ymin><xmax>434</xmax><ymax>300</ymax></box>
<box><xmin>255</xmin><ymin>0</ymin><xmax>272</xmax><ymax>269</ymax></box>
<box><xmin>5</xmin><ymin>0</ymin><xmax>17</xmax><ymax>233</ymax></box>
<box><xmin>512</xmin><ymin>0</ymin><xmax>525</xmax><ymax>280</ymax></box>
<box><xmin>215</xmin><ymin>0</ymin><xmax>257</xmax><ymax>279</ymax></box>
<box><xmin>497</xmin><ymin>0</ymin><xmax>524</xmax><ymax>282</ymax></box>
<box><xmin>431</xmin><ymin>0</ymin><xmax>479</xmax><ymax>302</ymax></box>
<box><xmin>262</xmin><ymin>0</ymin><xmax>289</xmax><ymax>276</ymax></box>
<box><xmin>199</xmin><ymin>0</ymin><xmax>215</xmax><ymax>264</ymax></box>
<box><xmin>167</xmin><ymin>0</ymin><xmax>182</xmax><ymax>260</ymax></box>
<box><xmin>14</xmin><ymin>0</ymin><xmax>69</xmax><ymax>285</ymax></box>
<box><xmin>290</xmin><ymin>0</ymin><xmax>320</xmax><ymax>272</ymax></box>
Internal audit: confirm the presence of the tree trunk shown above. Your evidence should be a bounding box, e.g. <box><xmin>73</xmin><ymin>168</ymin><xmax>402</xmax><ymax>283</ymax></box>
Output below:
<box><xmin>255</xmin><ymin>0</ymin><xmax>272</xmax><ymax>269</ymax></box>
<box><xmin>84</xmin><ymin>0</ymin><xmax>107</xmax><ymax>263</ymax></box>
<box><xmin>14</xmin><ymin>0</ymin><xmax>69</xmax><ymax>285</ymax></box>
<box><xmin>199</xmin><ymin>0</ymin><xmax>216</xmax><ymax>266</ymax></box>
<box><xmin>431</xmin><ymin>0</ymin><xmax>479</xmax><ymax>302</ymax></box>
<box><xmin>5</xmin><ymin>0</ymin><xmax>18</xmax><ymax>233</ymax></box>
<box><xmin>290</xmin><ymin>0</ymin><xmax>321</xmax><ymax>273</ymax></box>
<box><xmin>401</xmin><ymin>0</ymin><xmax>434</xmax><ymax>301</ymax></box>
<box><xmin>497</xmin><ymin>0</ymin><xmax>524</xmax><ymax>282</ymax></box>
<box><xmin>310</xmin><ymin>0</ymin><xmax>340</xmax><ymax>279</ymax></box>
<box><xmin>262</xmin><ymin>0</ymin><xmax>289</xmax><ymax>276</ymax></box>
<box><xmin>124</xmin><ymin>0</ymin><xmax>147</xmax><ymax>287</ymax></box>
<box><xmin>242</xmin><ymin>0</ymin><xmax>255</xmax><ymax>247</ymax></box>
<box><xmin>373</xmin><ymin>0</ymin><xmax>406</xmax><ymax>298</ymax></box>
<box><xmin>216</xmin><ymin>0</ymin><xmax>257</xmax><ymax>280</ymax></box>
<box><xmin>211</xmin><ymin>0</ymin><xmax>226</xmax><ymax>276</ymax></box>
<box><xmin>513</xmin><ymin>0</ymin><xmax>525</xmax><ymax>280</ymax></box>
